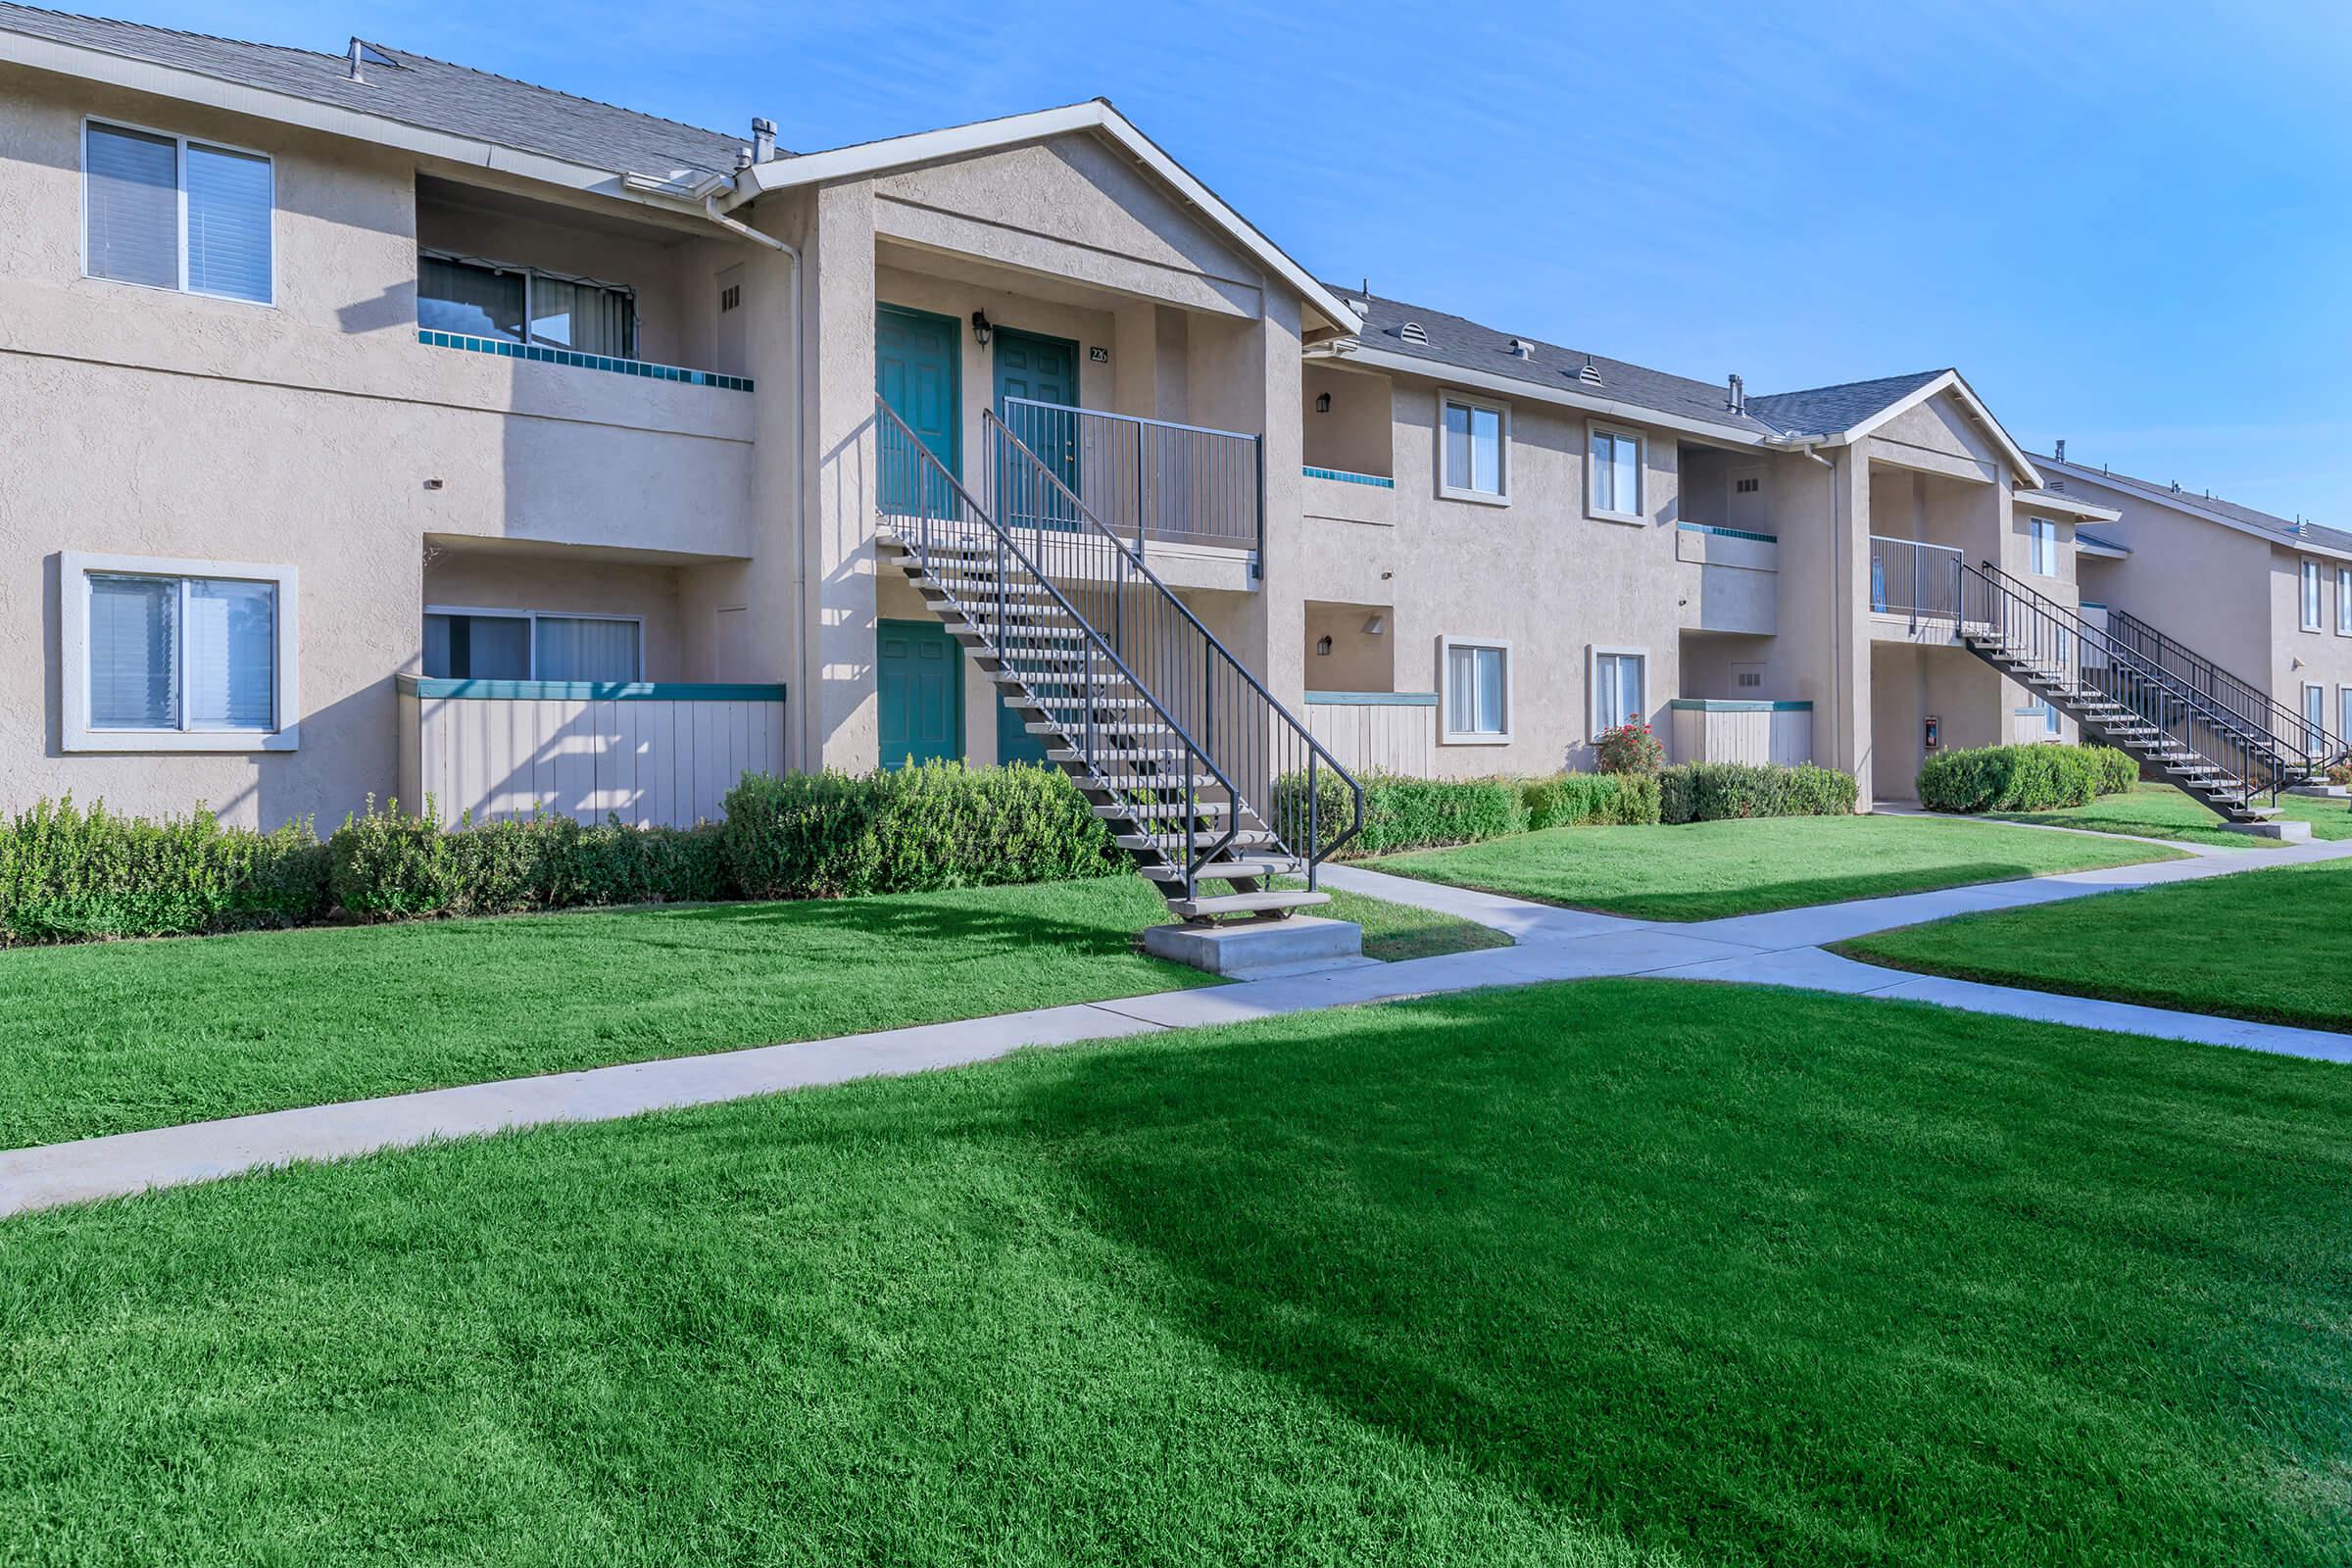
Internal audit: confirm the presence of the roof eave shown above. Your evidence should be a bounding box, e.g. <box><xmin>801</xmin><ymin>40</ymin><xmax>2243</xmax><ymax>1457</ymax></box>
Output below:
<box><xmin>2039</xmin><ymin>457</ymin><xmax>2352</xmax><ymax>565</ymax></box>
<box><xmin>0</xmin><ymin>21</ymin><xmax>702</xmax><ymax>204</ymax></box>
<box><xmin>725</xmin><ymin>100</ymin><xmax>1363</xmax><ymax>336</ymax></box>
<box><xmin>1830</xmin><ymin>369</ymin><xmax>2045</xmax><ymax>487</ymax></box>
<box><xmin>1340</xmin><ymin>342</ymin><xmax>1771</xmax><ymax>447</ymax></box>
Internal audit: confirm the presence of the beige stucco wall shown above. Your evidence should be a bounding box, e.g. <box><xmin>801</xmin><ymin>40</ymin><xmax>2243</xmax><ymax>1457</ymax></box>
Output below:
<box><xmin>0</xmin><ymin>66</ymin><xmax>759</xmax><ymax>827</ymax></box>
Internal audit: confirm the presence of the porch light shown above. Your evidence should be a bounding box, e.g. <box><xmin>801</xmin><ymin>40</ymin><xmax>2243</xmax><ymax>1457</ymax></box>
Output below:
<box><xmin>1315</xmin><ymin>392</ymin><xmax>1331</xmax><ymax>414</ymax></box>
<box><xmin>970</xmin><ymin>311</ymin><xmax>993</xmax><ymax>348</ymax></box>
<box><xmin>1315</xmin><ymin>636</ymin><xmax>1333</xmax><ymax>656</ymax></box>
<box><xmin>1361</xmin><ymin>613</ymin><xmax>1385</xmax><ymax>635</ymax></box>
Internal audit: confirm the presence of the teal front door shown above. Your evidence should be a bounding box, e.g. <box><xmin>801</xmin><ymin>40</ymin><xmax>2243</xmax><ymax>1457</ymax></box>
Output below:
<box><xmin>996</xmin><ymin>686</ymin><xmax>1052</xmax><ymax>765</ymax></box>
<box><xmin>996</xmin><ymin>327</ymin><xmax>1081</xmax><ymax>507</ymax></box>
<box><xmin>876</xmin><ymin>617</ymin><xmax>963</xmax><ymax>766</ymax></box>
<box><xmin>877</xmin><ymin>305</ymin><xmax>960</xmax><ymax>514</ymax></box>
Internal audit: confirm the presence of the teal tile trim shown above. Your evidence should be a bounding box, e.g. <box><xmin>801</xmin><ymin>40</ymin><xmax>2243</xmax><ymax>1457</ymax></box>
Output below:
<box><xmin>1667</xmin><ymin>698</ymin><xmax>1812</xmax><ymax>712</ymax></box>
<box><xmin>1302</xmin><ymin>466</ymin><xmax>1396</xmax><ymax>489</ymax></box>
<box><xmin>399</xmin><ymin>675</ymin><xmax>786</xmax><ymax>703</ymax></box>
<box><xmin>1304</xmin><ymin>690</ymin><xmax>1439</xmax><ymax>707</ymax></box>
<box><xmin>417</xmin><ymin>330</ymin><xmax>754</xmax><ymax>392</ymax></box>
<box><xmin>1676</xmin><ymin>521</ymin><xmax>1779</xmax><ymax>544</ymax></box>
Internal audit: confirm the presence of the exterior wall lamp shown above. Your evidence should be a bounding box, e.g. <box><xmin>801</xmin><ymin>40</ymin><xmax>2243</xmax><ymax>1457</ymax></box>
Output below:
<box><xmin>1315</xmin><ymin>392</ymin><xmax>1331</xmax><ymax>413</ymax></box>
<box><xmin>970</xmin><ymin>311</ymin><xmax>993</xmax><ymax>348</ymax></box>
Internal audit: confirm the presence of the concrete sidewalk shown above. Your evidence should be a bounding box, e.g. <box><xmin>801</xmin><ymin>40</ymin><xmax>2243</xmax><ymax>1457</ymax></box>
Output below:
<box><xmin>7</xmin><ymin>833</ymin><xmax>2350</xmax><ymax>1220</ymax></box>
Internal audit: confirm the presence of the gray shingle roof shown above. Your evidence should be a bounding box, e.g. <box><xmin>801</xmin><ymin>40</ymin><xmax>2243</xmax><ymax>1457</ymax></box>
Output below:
<box><xmin>2037</xmin><ymin>453</ymin><xmax>2352</xmax><ymax>558</ymax></box>
<box><xmin>1333</xmin><ymin>288</ymin><xmax>1948</xmax><ymax>441</ymax></box>
<box><xmin>0</xmin><ymin>3</ymin><xmax>752</xmax><ymax>176</ymax></box>
<box><xmin>1744</xmin><ymin>369</ymin><xmax>1948</xmax><ymax>436</ymax></box>
<box><xmin>2074</xmin><ymin>527</ymin><xmax>2132</xmax><ymax>555</ymax></box>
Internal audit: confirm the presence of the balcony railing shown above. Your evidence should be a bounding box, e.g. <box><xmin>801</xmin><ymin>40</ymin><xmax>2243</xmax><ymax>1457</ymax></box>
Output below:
<box><xmin>417</xmin><ymin>329</ymin><xmax>754</xmax><ymax>392</ymax></box>
<box><xmin>1001</xmin><ymin>397</ymin><xmax>1262</xmax><ymax>559</ymax></box>
<box><xmin>1869</xmin><ymin>535</ymin><xmax>1965</xmax><ymax>619</ymax></box>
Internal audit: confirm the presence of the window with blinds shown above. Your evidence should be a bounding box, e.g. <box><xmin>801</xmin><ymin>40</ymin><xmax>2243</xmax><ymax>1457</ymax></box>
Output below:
<box><xmin>84</xmin><ymin>121</ymin><xmax>272</xmax><ymax>303</ymax></box>
<box><xmin>418</xmin><ymin>253</ymin><xmax>636</xmax><ymax>358</ymax></box>
<box><xmin>86</xmin><ymin>571</ymin><xmax>277</xmax><ymax>732</ymax></box>
<box><xmin>1442</xmin><ymin>638</ymin><xmax>1511</xmax><ymax>742</ymax></box>
<box><xmin>423</xmin><ymin>610</ymin><xmax>641</xmax><ymax>682</ymax></box>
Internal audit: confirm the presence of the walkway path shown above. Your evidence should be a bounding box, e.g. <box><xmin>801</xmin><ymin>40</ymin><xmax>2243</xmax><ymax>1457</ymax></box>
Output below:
<box><xmin>8</xmin><ymin>835</ymin><xmax>2352</xmax><ymax>1219</ymax></box>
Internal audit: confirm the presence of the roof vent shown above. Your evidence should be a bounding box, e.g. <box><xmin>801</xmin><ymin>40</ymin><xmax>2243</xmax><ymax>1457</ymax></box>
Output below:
<box><xmin>752</xmin><ymin>117</ymin><xmax>777</xmax><ymax>165</ymax></box>
<box><xmin>2172</xmin><ymin>480</ymin><xmax>2181</xmax><ymax>494</ymax></box>
<box><xmin>2054</xmin><ymin>437</ymin><xmax>2067</xmax><ymax>463</ymax></box>
<box><xmin>1508</xmin><ymin>337</ymin><xmax>1535</xmax><ymax>361</ymax></box>
<box><xmin>1579</xmin><ymin>358</ymin><xmax>1603</xmax><ymax>387</ymax></box>
<box><xmin>1727</xmin><ymin>372</ymin><xmax>1745</xmax><ymax>415</ymax></box>
<box><xmin>347</xmin><ymin>38</ymin><xmax>399</xmax><ymax>82</ymax></box>
<box><xmin>1397</xmin><ymin>321</ymin><xmax>1428</xmax><ymax>345</ymax></box>
<box><xmin>2050</xmin><ymin>478</ymin><xmax>2066</xmax><ymax>492</ymax></box>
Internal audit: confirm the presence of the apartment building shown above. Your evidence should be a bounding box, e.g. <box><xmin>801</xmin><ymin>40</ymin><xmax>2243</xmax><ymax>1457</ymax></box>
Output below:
<box><xmin>2036</xmin><ymin>450</ymin><xmax>2352</xmax><ymax>759</ymax></box>
<box><xmin>0</xmin><ymin>5</ymin><xmax>2322</xmax><ymax>856</ymax></box>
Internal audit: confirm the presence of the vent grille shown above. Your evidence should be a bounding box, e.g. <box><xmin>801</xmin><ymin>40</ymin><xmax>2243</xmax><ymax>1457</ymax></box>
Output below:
<box><xmin>1578</xmin><ymin>359</ymin><xmax>1602</xmax><ymax>386</ymax></box>
<box><xmin>1398</xmin><ymin>321</ymin><xmax>1428</xmax><ymax>345</ymax></box>
<box><xmin>1735</xmin><ymin>476</ymin><xmax>1760</xmax><ymax>495</ymax></box>
<box><xmin>719</xmin><ymin>284</ymin><xmax>741</xmax><ymax>313</ymax></box>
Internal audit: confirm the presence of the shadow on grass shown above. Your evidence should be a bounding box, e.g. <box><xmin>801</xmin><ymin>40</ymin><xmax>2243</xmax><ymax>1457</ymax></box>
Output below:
<box><xmin>1016</xmin><ymin>983</ymin><xmax>2343</xmax><ymax>1565</ymax></box>
<box><xmin>1389</xmin><ymin>859</ymin><xmax>2066</xmax><ymax>920</ymax></box>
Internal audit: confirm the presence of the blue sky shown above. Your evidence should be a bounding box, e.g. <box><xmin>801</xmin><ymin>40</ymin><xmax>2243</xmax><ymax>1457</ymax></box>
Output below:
<box><xmin>101</xmin><ymin>0</ymin><xmax>2352</xmax><ymax>519</ymax></box>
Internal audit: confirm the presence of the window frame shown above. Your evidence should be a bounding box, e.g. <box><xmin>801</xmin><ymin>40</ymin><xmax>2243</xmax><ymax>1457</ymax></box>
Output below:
<box><xmin>2302</xmin><ymin>682</ymin><xmax>2328</xmax><ymax>752</ymax></box>
<box><xmin>1588</xmin><ymin>644</ymin><xmax>1649</xmax><ymax>741</ymax></box>
<box><xmin>2028</xmin><ymin>515</ymin><xmax>2059</xmax><ymax>577</ymax></box>
<box><xmin>418</xmin><ymin>249</ymin><xmax>640</xmax><ymax>360</ymax></box>
<box><xmin>81</xmin><ymin>116</ymin><xmax>275</xmax><ymax>307</ymax></box>
<box><xmin>1585</xmin><ymin>421</ymin><xmax>1647</xmax><ymax>525</ymax></box>
<box><xmin>2300</xmin><ymin>558</ymin><xmax>2324</xmax><ymax>632</ymax></box>
<box><xmin>1438</xmin><ymin>634</ymin><xmax>1513</xmax><ymax>745</ymax></box>
<box><xmin>2337</xmin><ymin>566</ymin><xmax>2352</xmax><ymax>637</ymax></box>
<box><xmin>423</xmin><ymin>604</ymin><xmax>646</xmax><ymax>682</ymax></box>
<box><xmin>61</xmin><ymin>550</ymin><xmax>298</xmax><ymax>752</ymax></box>
<box><xmin>1434</xmin><ymin>391</ymin><xmax>1511</xmax><ymax>506</ymax></box>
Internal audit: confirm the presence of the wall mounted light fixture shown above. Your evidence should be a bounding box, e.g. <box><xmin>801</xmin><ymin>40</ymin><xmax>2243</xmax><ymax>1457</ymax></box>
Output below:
<box><xmin>1361</xmin><ymin>613</ymin><xmax>1386</xmax><ymax>635</ymax></box>
<box><xmin>969</xmin><ymin>311</ymin><xmax>993</xmax><ymax>348</ymax></box>
<box><xmin>1315</xmin><ymin>392</ymin><xmax>1331</xmax><ymax>413</ymax></box>
<box><xmin>1315</xmin><ymin>635</ymin><xmax>1333</xmax><ymax>656</ymax></box>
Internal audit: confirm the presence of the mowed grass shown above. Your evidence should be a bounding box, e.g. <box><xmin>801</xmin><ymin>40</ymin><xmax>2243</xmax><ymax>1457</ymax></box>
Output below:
<box><xmin>1840</xmin><ymin>859</ymin><xmax>2352</xmax><ymax>1033</ymax></box>
<box><xmin>1370</xmin><ymin>812</ymin><xmax>2182</xmax><ymax>920</ymax></box>
<box><xmin>0</xmin><ymin>874</ymin><xmax>1499</xmax><ymax>1152</ymax></box>
<box><xmin>1292</xmin><ymin>880</ymin><xmax>1513</xmax><ymax>961</ymax></box>
<box><xmin>7</xmin><ymin>979</ymin><xmax>2351</xmax><ymax>1566</ymax></box>
<box><xmin>1984</xmin><ymin>782</ymin><xmax>2352</xmax><ymax>849</ymax></box>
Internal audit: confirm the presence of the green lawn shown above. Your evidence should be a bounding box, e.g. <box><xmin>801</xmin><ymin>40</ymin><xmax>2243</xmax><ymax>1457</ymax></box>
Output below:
<box><xmin>8</xmin><ymin>979</ymin><xmax>2350</xmax><ymax>1566</ymax></box>
<box><xmin>0</xmin><ymin>875</ymin><xmax>1494</xmax><ymax>1152</ymax></box>
<box><xmin>1296</xmin><ymin>880</ymin><xmax>1513</xmax><ymax>961</ymax></box>
<box><xmin>1982</xmin><ymin>782</ymin><xmax>2352</xmax><ymax>849</ymax></box>
<box><xmin>1839</xmin><ymin>859</ymin><xmax>2352</xmax><ymax>1033</ymax></box>
<box><xmin>1371</xmin><ymin>813</ymin><xmax>2182</xmax><ymax>921</ymax></box>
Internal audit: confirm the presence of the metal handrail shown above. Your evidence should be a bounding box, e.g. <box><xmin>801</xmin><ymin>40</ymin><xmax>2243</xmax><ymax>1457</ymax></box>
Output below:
<box><xmin>986</xmin><ymin>408</ymin><xmax>1362</xmax><ymax>875</ymax></box>
<box><xmin>1961</xmin><ymin>562</ymin><xmax>2286</xmax><ymax>807</ymax></box>
<box><xmin>2107</xmin><ymin>605</ymin><xmax>2346</xmax><ymax>771</ymax></box>
<box><xmin>1000</xmin><ymin>395</ymin><xmax>1264</xmax><ymax>562</ymax></box>
<box><xmin>874</xmin><ymin>396</ymin><xmax>1362</xmax><ymax>894</ymax></box>
<box><xmin>1867</xmin><ymin>534</ymin><xmax>1966</xmax><ymax>619</ymax></box>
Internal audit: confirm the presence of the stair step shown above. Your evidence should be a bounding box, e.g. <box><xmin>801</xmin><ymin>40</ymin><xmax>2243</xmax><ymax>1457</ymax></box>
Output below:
<box><xmin>1139</xmin><ymin>857</ymin><xmax>1300</xmax><ymax>882</ymax></box>
<box><xmin>1166</xmin><ymin>889</ymin><xmax>1331</xmax><ymax>921</ymax></box>
<box><xmin>952</xmin><ymin>623</ymin><xmax>1089</xmax><ymax>643</ymax></box>
<box><xmin>1118</xmin><ymin>828</ymin><xmax>1280</xmax><ymax>852</ymax></box>
<box><xmin>1088</xmin><ymin>774</ymin><xmax>1219</xmax><ymax>791</ymax></box>
<box><xmin>1098</xmin><ymin>801</ymin><xmax>1232</xmax><ymax>820</ymax></box>
<box><xmin>1028</xmin><ymin>718</ymin><xmax>1172</xmax><ymax>736</ymax></box>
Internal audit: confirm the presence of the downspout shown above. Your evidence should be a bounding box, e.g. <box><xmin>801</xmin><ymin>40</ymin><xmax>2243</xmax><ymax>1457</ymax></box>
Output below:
<box><xmin>700</xmin><ymin>194</ymin><xmax>812</xmax><ymax>771</ymax></box>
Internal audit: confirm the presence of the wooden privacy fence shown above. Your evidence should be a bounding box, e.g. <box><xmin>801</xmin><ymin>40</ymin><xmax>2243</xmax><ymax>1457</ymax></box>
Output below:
<box><xmin>1667</xmin><ymin>699</ymin><xmax>1814</xmax><ymax>766</ymax></box>
<box><xmin>1302</xmin><ymin>691</ymin><xmax>1439</xmax><ymax>776</ymax></box>
<box><xmin>397</xmin><ymin>675</ymin><xmax>787</xmax><ymax>828</ymax></box>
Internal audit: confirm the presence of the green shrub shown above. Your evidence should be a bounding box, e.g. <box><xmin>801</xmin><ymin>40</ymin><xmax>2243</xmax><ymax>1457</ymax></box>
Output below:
<box><xmin>1520</xmin><ymin>771</ymin><xmax>1662</xmax><ymax>829</ymax></box>
<box><xmin>1917</xmin><ymin>744</ymin><xmax>2135</xmax><ymax>814</ymax></box>
<box><xmin>722</xmin><ymin>762</ymin><xmax>1118</xmax><ymax>900</ymax></box>
<box><xmin>328</xmin><ymin>799</ymin><xmax>733</xmax><ymax>920</ymax></box>
<box><xmin>0</xmin><ymin>797</ymin><xmax>328</xmax><ymax>944</ymax></box>
<box><xmin>1657</xmin><ymin>763</ymin><xmax>1859</xmax><ymax>824</ymax></box>
<box><xmin>1275</xmin><ymin>770</ymin><xmax>1528</xmax><ymax>858</ymax></box>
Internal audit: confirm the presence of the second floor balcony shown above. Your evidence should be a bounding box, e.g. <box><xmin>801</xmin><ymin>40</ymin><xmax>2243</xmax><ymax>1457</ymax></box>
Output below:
<box><xmin>995</xmin><ymin>397</ymin><xmax>1263</xmax><ymax>562</ymax></box>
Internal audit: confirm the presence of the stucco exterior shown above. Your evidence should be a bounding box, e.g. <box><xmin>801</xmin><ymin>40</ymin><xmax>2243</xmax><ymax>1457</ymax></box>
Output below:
<box><xmin>2</xmin><ymin>21</ymin><xmax>2302</xmax><ymax>835</ymax></box>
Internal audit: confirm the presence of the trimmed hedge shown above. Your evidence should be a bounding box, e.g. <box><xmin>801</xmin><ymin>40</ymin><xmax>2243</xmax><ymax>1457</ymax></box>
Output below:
<box><xmin>1657</xmin><ymin>763</ymin><xmax>1860</xmax><ymax>825</ymax></box>
<box><xmin>1521</xmin><ymin>772</ymin><xmax>1662</xmax><ymax>829</ymax></box>
<box><xmin>1279</xmin><ymin>770</ymin><xmax>1524</xmax><ymax>858</ymax></box>
<box><xmin>1917</xmin><ymin>744</ymin><xmax>2140</xmax><ymax>814</ymax></box>
<box><xmin>0</xmin><ymin>798</ymin><xmax>328</xmax><ymax>945</ymax></box>
<box><xmin>329</xmin><ymin>804</ymin><xmax>730</xmax><ymax>921</ymax></box>
<box><xmin>721</xmin><ymin>761</ymin><xmax>1119</xmax><ymax>900</ymax></box>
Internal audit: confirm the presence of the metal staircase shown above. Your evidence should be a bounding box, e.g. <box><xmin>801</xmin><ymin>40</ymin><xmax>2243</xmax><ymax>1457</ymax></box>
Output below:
<box><xmin>1953</xmin><ymin>562</ymin><xmax>2316</xmax><ymax>823</ymax></box>
<box><xmin>872</xmin><ymin>395</ymin><xmax>1362</xmax><ymax>923</ymax></box>
<box><xmin>2105</xmin><ymin>606</ymin><xmax>2348</xmax><ymax>777</ymax></box>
